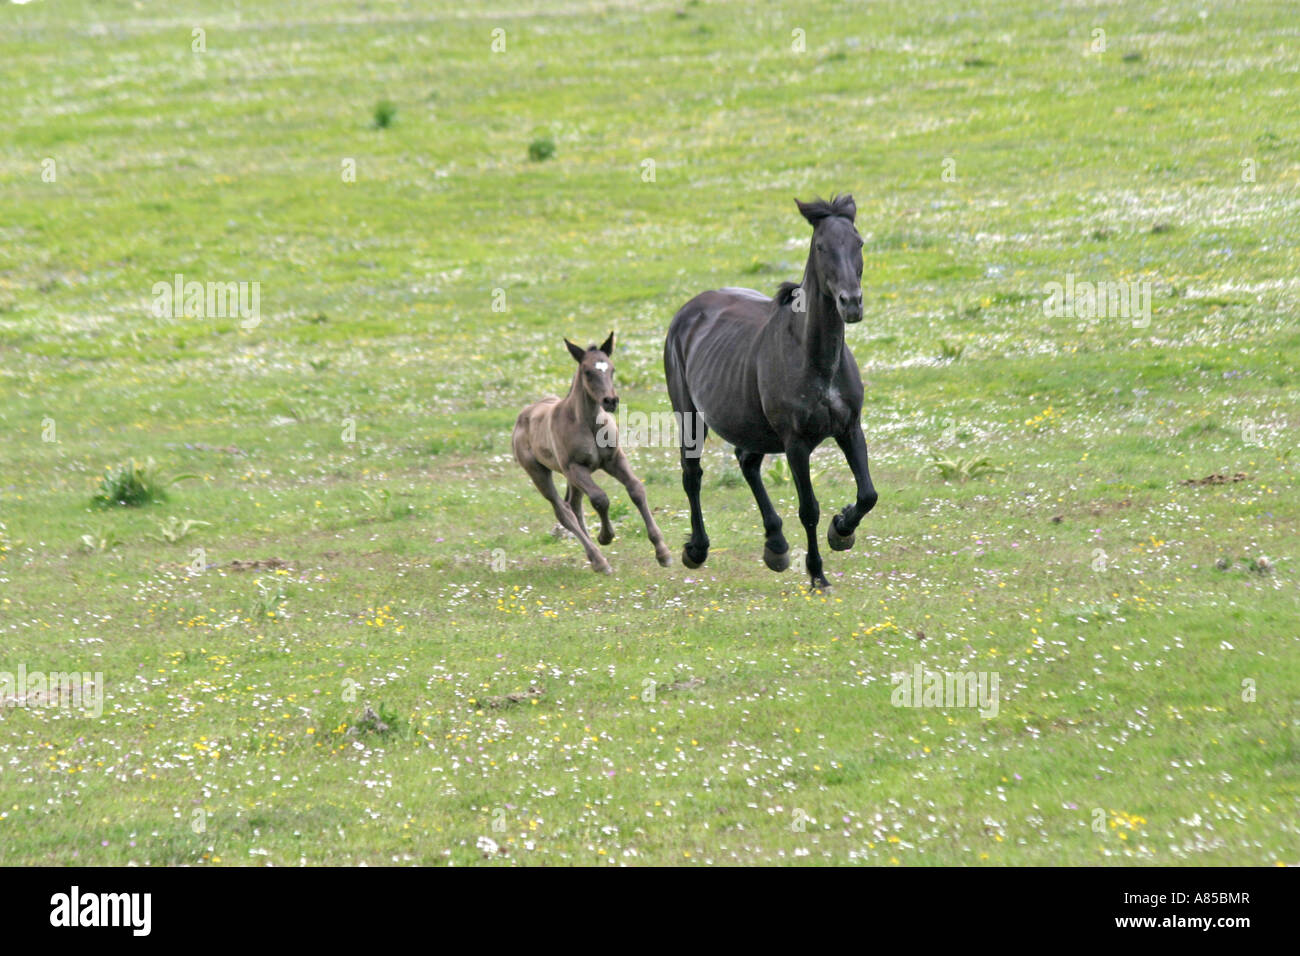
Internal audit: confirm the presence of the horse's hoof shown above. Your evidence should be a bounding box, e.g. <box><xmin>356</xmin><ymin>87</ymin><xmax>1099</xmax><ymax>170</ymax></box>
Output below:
<box><xmin>827</xmin><ymin>518</ymin><xmax>855</xmax><ymax>552</ymax></box>
<box><xmin>656</xmin><ymin>550</ymin><xmax>673</xmax><ymax>568</ymax></box>
<box><xmin>810</xmin><ymin>576</ymin><xmax>830</xmax><ymax>593</ymax></box>
<box><xmin>681</xmin><ymin>545</ymin><xmax>706</xmax><ymax>569</ymax></box>
<box><xmin>763</xmin><ymin>544</ymin><xmax>790</xmax><ymax>572</ymax></box>
<box><xmin>598</xmin><ymin>530</ymin><xmax>615</xmax><ymax>545</ymax></box>
<box><xmin>593</xmin><ymin>560</ymin><xmax>613</xmax><ymax>575</ymax></box>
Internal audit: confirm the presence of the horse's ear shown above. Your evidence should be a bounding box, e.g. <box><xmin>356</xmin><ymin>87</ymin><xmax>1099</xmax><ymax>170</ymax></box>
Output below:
<box><xmin>836</xmin><ymin>194</ymin><xmax>857</xmax><ymax>223</ymax></box>
<box><xmin>795</xmin><ymin>197</ymin><xmax>819</xmax><ymax>225</ymax></box>
<box><xmin>564</xmin><ymin>338</ymin><xmax>585</xmax><ymax>363</ymax></box>
<box><xmin>600</xmin><ymin>331</ymin><xmax>615</xmax><ymax>356</ymax></box>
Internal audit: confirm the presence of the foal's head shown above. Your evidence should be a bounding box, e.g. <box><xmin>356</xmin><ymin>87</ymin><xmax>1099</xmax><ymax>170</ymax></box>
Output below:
<box><xmin>564</xmin><ymin>332</ymin><xmax>619</xmax><ymax>413</ymax></box>
<box><xmin>796</xmin><ymin>194</ymin><xmax>864</xmax><ymax>323</ymax></box>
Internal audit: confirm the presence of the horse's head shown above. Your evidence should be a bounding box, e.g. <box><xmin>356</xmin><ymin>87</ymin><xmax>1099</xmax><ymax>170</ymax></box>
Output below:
<box><xmin>796</xmin><ymin>194</ymin><xmax>864</xmax><ymax>323</ymax></box>
<box><xmin>565</xmin><ymin>332</ymin><xmax>619</xmax><ymax>412</ymax></box>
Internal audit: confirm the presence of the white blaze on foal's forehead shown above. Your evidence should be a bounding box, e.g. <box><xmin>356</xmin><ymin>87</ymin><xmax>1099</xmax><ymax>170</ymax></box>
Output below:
<box><xmin>594</xmin><ymin>361</ymin><xmax>609</xmax><ymax>371</ymax></box>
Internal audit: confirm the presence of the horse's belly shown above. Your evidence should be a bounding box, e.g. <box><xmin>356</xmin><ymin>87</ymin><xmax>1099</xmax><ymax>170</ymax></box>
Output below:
<box><xmin>704</xmin><ymin>411</ymin><xmax>784</xmax><ymax>453</ymax></box>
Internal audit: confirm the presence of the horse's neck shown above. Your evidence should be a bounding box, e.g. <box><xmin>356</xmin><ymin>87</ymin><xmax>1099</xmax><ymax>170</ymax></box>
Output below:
<box><xmin>794</xmin><ymin>277</ymin><xmax>844</xmax><ymax>378</ymax></box>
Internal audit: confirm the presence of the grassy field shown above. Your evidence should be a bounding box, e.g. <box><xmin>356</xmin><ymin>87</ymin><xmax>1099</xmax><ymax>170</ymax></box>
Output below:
<box><xmin>1</xmin><ymin>0</ymin><xmax>1297</xmax><ymax>866</ymax></box>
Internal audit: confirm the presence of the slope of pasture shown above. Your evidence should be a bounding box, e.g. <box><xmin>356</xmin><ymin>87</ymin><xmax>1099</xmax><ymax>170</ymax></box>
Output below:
<box><xmin>0</xmin><ymin>0</ymin><xmax>1296</xmax><ymax>865</ymax></box>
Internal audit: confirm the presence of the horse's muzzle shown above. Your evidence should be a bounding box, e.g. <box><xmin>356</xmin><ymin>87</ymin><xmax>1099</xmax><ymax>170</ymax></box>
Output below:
<box><xmin>602</xmin><ymin>396</ymin><xmax>619</xmax><ymax>412</ymax></box>
<box><xmin>836</xmin><ymin>289</ymin><xmax>864</xmax><ymax>324</ymax></box>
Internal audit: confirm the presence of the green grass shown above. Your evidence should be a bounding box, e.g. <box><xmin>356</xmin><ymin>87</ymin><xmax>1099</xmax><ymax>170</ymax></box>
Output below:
<box><xmin>0</xmin><ymin>0</ymin><xmax>1297</xmax><ymax>866</ymax></box>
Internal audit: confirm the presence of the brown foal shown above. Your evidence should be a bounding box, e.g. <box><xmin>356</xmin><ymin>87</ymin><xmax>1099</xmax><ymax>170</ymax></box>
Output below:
<box><xmin>513</xmin><ymin>332</ymin><xmax>672</xmax><ymax>573</ymax></box>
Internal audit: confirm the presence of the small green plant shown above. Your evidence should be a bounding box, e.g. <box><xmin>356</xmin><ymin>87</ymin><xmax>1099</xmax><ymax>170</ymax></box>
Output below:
<box><xmin>359</xmin><ymin>486</ymin><xmax>413</xmax><ymax>521</ymax></box>
<box><xmin>360</xmin><ymin>486</ymin><xmax>392</xmax><ymax>519</ymax></box>
<box><xmin>251</xmin><ymin>577</ymin><xmax>288</xmax><ymax>620</ymax></box>
<box><xmin>916</xmin><ymin>451</ymin><xmax>1005</xmax><ymax>483</ymax></box>
<box><xmin>764</xmin><ymin>458</ymin><xmax>826</xmax><ymax>486</ymax></box>
<box><xmin>939</xmin><ymin>339</ymin><xmax>966</xmax><ymax>361</ymax></box>
<box><xmin>79</xmin><ymin>530</ymin><xmax>123</xmax><ymax>554</ymax></box>
<box><xmin>352</xmin><ymin>702</ymin><xmax>406</xmax><ymax>738</ymax></box>
<box><xmin>716</xmin><ymin>467</ymin><xmax>744</xmax><ymax>488</ymax></box>
<box><xmin>528</xmin><ymin>136</ymin><xmax>556</xmax><ymax>162</ymax></box>
<box><xmin>91</xmin><ymin>458</ymin><xmax>198</xmax><ymax>508</ymax></box>
<box><xmin>373</xmin><ymin>99</ymin><xmax>397</xmax><ymax>128</ymax></box>
<box><xmin>149</xmin><ymin>516</ymin><xmax>211</xmax><ymax>544</ymax></box>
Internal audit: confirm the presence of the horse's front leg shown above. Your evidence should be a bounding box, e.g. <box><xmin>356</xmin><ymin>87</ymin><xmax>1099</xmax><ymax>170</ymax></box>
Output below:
<box><xmin>604</xmin><ymin>451</ymin><xmax>672</xmax><ymax>568</ymax></box>
<box><xmin>784</xmin><ymin>441</ymin><xmax>829</xmax><ymax>591</ymax></box>
<box><xmin>828</xmin><ymin>425</ymin><xmax>878</xmax><ymax>551</ymax></box>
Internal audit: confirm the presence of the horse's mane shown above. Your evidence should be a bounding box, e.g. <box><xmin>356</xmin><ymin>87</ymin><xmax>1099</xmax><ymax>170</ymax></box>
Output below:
<box><xmin>797</xmin><ymin>193</ymin><xmax>857</xmax><ymax>225</ymax></box>
<box><xmin>774</xmin><ymin>281</ymin><xmax>801</xmax><ymax>307</ymax></box>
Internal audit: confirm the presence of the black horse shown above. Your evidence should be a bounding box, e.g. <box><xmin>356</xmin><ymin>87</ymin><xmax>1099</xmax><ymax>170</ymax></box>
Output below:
<box><xmin>664</xmin><ymin>194</ymin><xmax>877</xmax><ymax>590</ymax></box>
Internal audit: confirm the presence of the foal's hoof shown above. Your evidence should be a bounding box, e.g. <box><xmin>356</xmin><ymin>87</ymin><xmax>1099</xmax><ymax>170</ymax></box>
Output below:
<box><xmin>763</xmin><ymin>544</ymin><xmax>790</xmax><ymax>572</ymax></box>
<box><xmin>655</xmin><ymin>549</ymin><xmax>673</xmax><ymax>568</ymax></box>
<box><xmin>827</xmin><ymin>517</ymin><xmax>855</xmax><ymax>552</ymax></box>
<box><xmin>598</xmin><ymin>530</ymin><xmax>615</xmax><ymax>545</ymax></box>
<box><xmin>592</xmin><ymin>560</ymin><xmax>613</xmax><ymax>575</ymax></box>
<box><xmin>681</xmin><ymin>545</ymin><xmax>707</xmax><ymax>569</ymax></box>
<box><xmin>809</xmin><ymin>575</ymin><xmax>831</xmax><ymax>593</ymax></box>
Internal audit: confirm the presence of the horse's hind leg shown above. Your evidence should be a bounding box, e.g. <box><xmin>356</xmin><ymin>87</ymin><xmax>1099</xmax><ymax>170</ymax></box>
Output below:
<box><xmin>605</xmin><ymin>451</ymin><xmax>672</xmax><ymax>567</ymax></box>
<box><xmin>666</xmin><ymin>340</ymin><xmax>709</xmax><ymax>568</ymax></box>
<box><xmin>736</xmin><ymin>448</ymin><xmax>789</xmax><ymax>572</ymax></box>
<box><xmin>678</xmin><ymin>415</ymin><xmax>710</xmax><ymax>568</ymax></box>
<box><xmin>526</xmin><ymin>463</ymin><xmax>610</xmax><ymax>574</ymax></box>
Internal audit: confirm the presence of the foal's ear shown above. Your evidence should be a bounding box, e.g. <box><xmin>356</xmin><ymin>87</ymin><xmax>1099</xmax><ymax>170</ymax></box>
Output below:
<box><xmin>599</xmin><ymin>331</ymin><xmax>615</xmax><ymax>357</ymax></box>
<box><xmin>564</xmin><ymin>338</ymin><xmax>586</xmax><ymax>363</ymax></box>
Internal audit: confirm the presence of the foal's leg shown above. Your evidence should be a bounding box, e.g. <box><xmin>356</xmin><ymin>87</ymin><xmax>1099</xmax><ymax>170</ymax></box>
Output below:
<box><xmin>605</xmin><ymin>451</ymin><xmax>672</xmax><ymax>567</ymax></box>
<box><xmin>736</xmin><ymin>448</ymin><xmax>789</xmax><ymax>572</ymax></box>
<box><xmin>564</xmin><ymin>464</ymin><xmax>615</xmax><ymax>547</ymax></box>
<box><xmin>526</xmin><ymin>464</ymin><xmax>610</xmax><ymax>573</ymax></box>
<box><xmin>565</xmin><ymin>483</ymin><xmax>589</xmax><ymax>539</ymax></box>
<box><xmin>828</xmin><ymin>426</ymin><xmax>879</xmax><ymax>551</ymax></box>
<box><xmin>785</xmin><ymin>441</ymin><xmax>829</xmax><ymax>590</ymax></box>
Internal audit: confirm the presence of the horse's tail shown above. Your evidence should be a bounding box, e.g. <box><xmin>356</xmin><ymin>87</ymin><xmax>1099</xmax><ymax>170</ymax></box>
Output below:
<box><xmin>664</xmin><ymin>300</ymin><xmax>700</xmax><ymax>417</ymax></box>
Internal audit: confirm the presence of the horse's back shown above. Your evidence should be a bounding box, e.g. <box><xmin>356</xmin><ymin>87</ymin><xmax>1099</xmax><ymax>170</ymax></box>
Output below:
<box><xmin>666</xmin><ymin>289</ymin><xmax>772</xmax><ymax>373</ymax></box>
<box><xmin>664</xmin><ymin>288</ymin><xmax>782</xmax><ymax>450</ymax></box>
<box><xmin>668</xmin><ymin>288</ymin><xmax>770</xmax><ymax>341</ymax></box>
